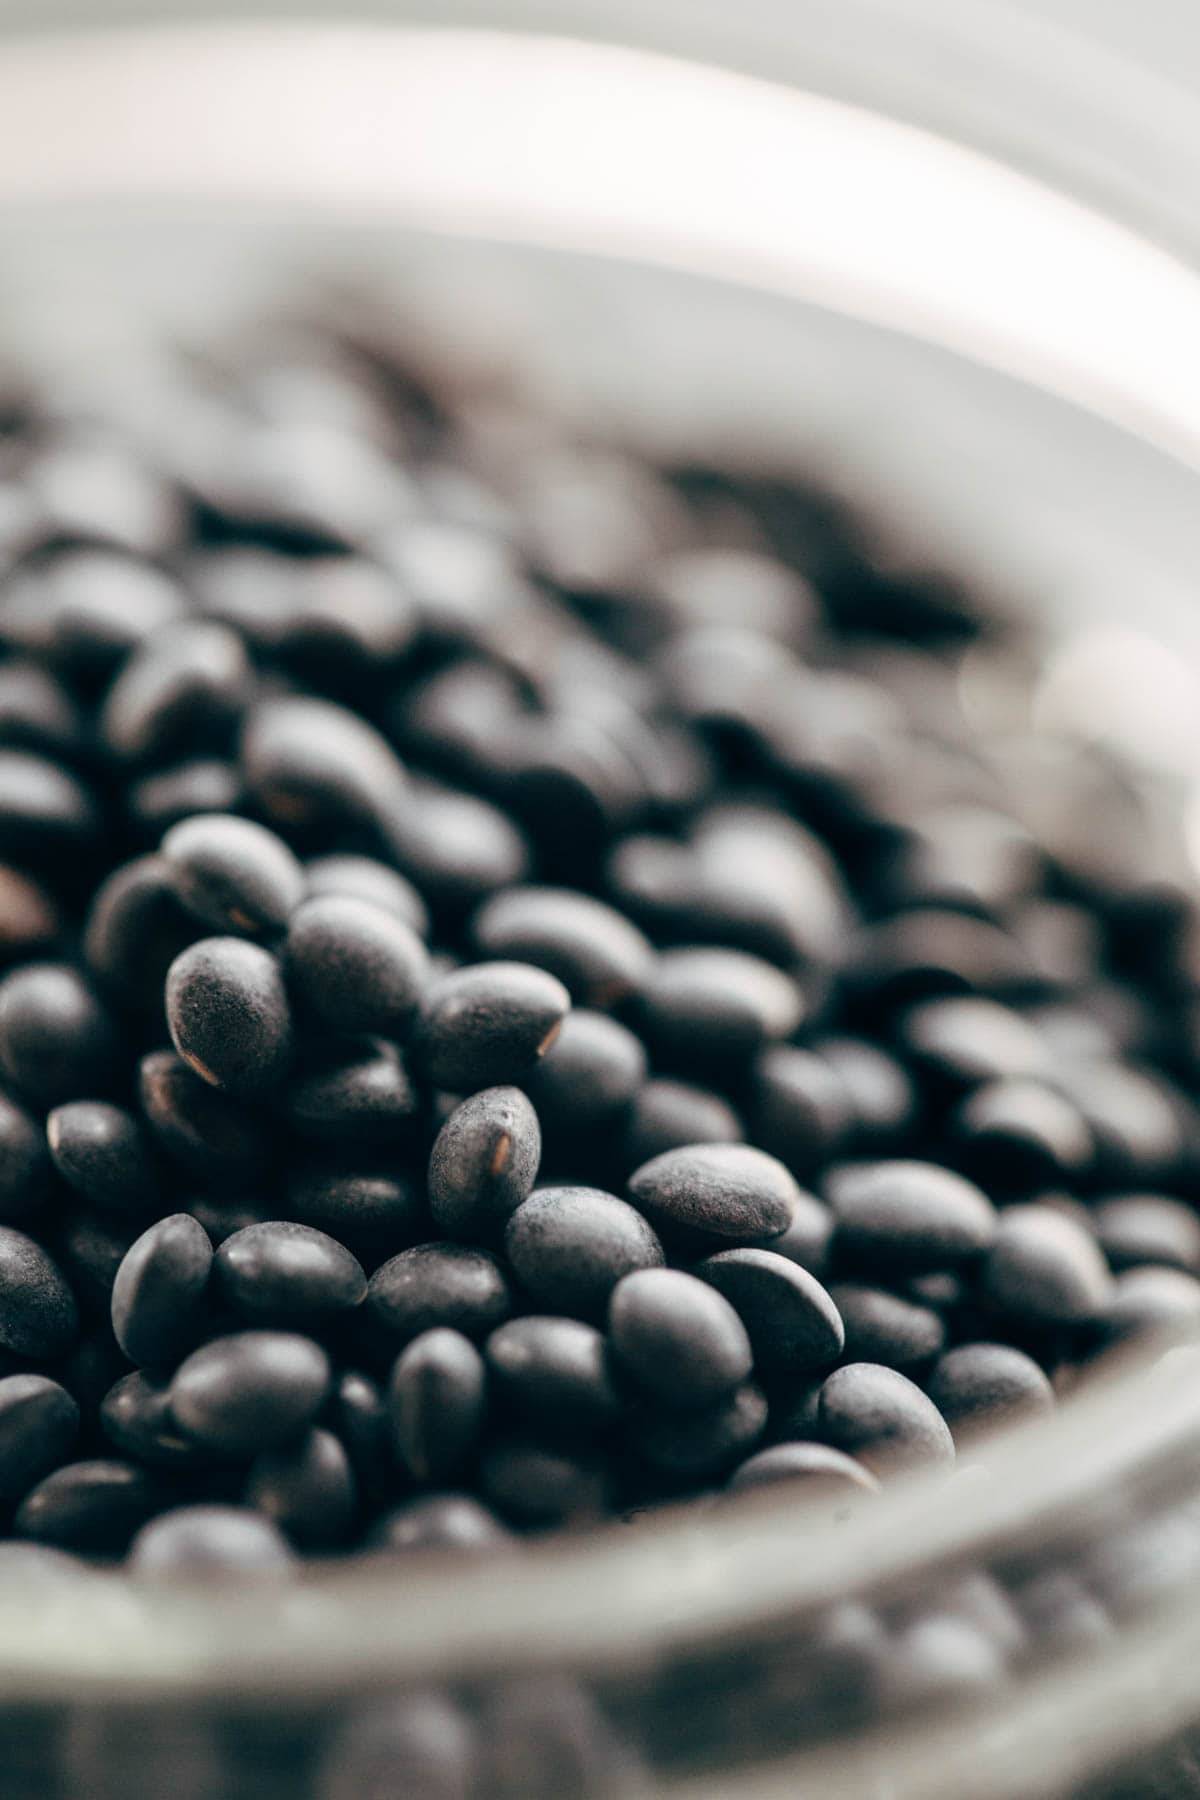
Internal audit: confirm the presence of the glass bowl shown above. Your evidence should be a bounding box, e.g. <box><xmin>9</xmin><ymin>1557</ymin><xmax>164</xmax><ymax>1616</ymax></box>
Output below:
<box><xmin>3</xmin><ymin>7</ymin><xmax>1200</xmax><ymax>1797</ymax></box>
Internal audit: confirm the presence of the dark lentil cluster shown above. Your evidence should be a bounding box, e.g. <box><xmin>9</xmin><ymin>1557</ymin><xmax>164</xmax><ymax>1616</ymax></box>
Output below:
<box><xmin>0</xmin><ymin>320</ymin><xmax>1194</xmax><ymax>1575</ymax></box>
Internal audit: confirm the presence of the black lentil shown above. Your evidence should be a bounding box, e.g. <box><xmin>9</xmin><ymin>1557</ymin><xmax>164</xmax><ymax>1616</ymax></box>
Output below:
<box><xmin>129</xmin><ymin>1503</ymin><xmax>296</xmax><ymax>1581</ymax></box>
<box><xmin>0</xmin><ymin>964</ymin><xmax>118</xmax><ymax>1107</ymax></box>
<box><xmin>828</xmin><ymin>1160</ymin><xmax>998</xmax><ymax>1272</ymax></box>
<box><xmin>504</xmin><ymin>1187</ymin><xmax>664</xmax><ymax>1320</ymax></box>
<box><xmin>388</xmin><ymin>1328</ymin><xmax>487</xmax><ymax>1484</ymax></box>
<box><xmin>370</xmin><ymin>1493</ymin><xmax>515</xmax><ymax>1557</ymax></box>
<box><xmin>15</xmin><ymin>1458</ymin><xmax>165</xmax><ymax>1554</ymax></box>
<box><xmin>428</xmin><ymin>1086</ymin><xmax>541</xmax><ymax>1241</ymax></box>
<box><xmin>628</xmin><ymin>1142</ymin><xmax>799</xmax><ymax>1243</ymax></box>
<box><xmin>245</xmin><ymin>1426</ymin><xmax>357</xmax><ymax>1549</ymax></box>
<box><xmin>485</xmin><ymin>1316</ymin><xmax>620</xmax><ymax>1437</ymax></box>
<box><xmin>169</xmin><ymin>1331</ymin><xmax>332</xmax><ymax>1456</ymax></box>
<box><xmin>926</xmin><ymin>1342</ymin><xmax>1055</xmax><ymax>1439</ymax></box>
<box><xmin>473</xmin><ymin>885</ymin><xmax>653</xmax><ymax>1007</ymax></box>
<box><xmin>817</xmin><ymin>1363</ymin><xmax>956</xmax><ymax>1476</ymax></box>
<box><xmin>110</xmin><ymin>1212</ymin><xmax>213</xmax><ymax>1367</ymax></box>
<box><xmin>410</xmin><ymin>960</ymin><xmax>570</xmax><ymax>1092</ymax></box>
<box><xmin>982</xmin><ymin>1204</ymin><xmax>1113</xmax><ymax>1327</ymax></box>
<box><xmin>215</xmin><ymin>1221</ymin><xmax>367</xmax><ymax>1325</ymax></box>
<box><xmin>284</xmin><ymin>893</ymin><xmax>430</xmax><ymax>1038</ymax></box>
<box><xmin>729</xmin><ymin>1441</ymin><xmax>879</xmax><ymax>1496</ymax></box>
<box><xmin>161</xmin><ymin>811</ymin><xmax>305</xmax><ymax>939</ymax></box>
<box><xmin>0</xmin><ymin>1228</ymin><xmax>78</xmax><ymax>1358</ymax></box>
<box><xmin>0</xmin><ymin>1374</ymin><xmax>80</xmax><ymax>1501</ymax></box>
<box><xmin>368</xmin><ymin>1243</ymin><xmax>512</xmax><ymax>1346</ymax></box>
<box><xmin>695</xmin><ymin>1248</ymin><xmax>845</xmax><ymax>1374</ymax></box>
<box><xmin>829</xmin><ymin>1283</ymin><xmax>946</xmax><ymax>1371</ymax></box>
<box><xmin>608</xmin><ymin>1268</ymin><xmax>752</xmax><ymax>1407</ymax></box>
<box><xmin>46</xmin><ymin>1102</ymin><xmax>161</xmax><ymax>1218</ymax></box>
<box><xmin>165</xmin><ymin>936</ymin><xmax>293</xmax><ymax>1097</ymax></box>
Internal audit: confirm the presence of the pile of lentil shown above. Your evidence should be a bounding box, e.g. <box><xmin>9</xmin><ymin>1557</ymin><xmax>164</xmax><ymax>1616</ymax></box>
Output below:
<box><xmin>0</xmin><ymin>319</ymin><xmax>1194</xmax><ymax>1575</ymax></box>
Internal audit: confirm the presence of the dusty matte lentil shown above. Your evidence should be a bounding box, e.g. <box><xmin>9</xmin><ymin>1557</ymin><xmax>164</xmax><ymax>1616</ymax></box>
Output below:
<box><xmin>368</xmin><ymin>1244</ymin><xmax>512</xmax><ymax>1346</ymax></box>
<box><xmin>628</xmin><ymin>1143</ymin><xmax>799</xmax><ymax>1243</ymax></box>
<box><xmin>504</xmin><ymin>1188</ymin><xmax>665</xmax><ymax>1320</ymax></box>
<box><xmin>0</xmin><ymin>1227</ymin><xmax>78</xmax><ymax>1358</ymax></box>
<box><xmin>410</xmin><ymin>961</ymin><xmax>570</xmax><ymax>1091</ymax></box>
<box><xmin>285</xmin><ymin>1037</ymin><xmax>420</xmax><ymax>1142</ymax></box>
<box><xmin>428</xmin><ymin>1087</ymin><xmax>542</xmax><ymax>1240</ymax></box>
<box><xmin>926</xmin><ymin>1343</ymin><xmax>1055</xmax><ymax>1438</ymax></box>
<box><xmin>215</xmin><ymin>1221</ymin><xmax>366</xmax><ymax>1324</ymax></box>
<box><xmin>161</xmin><ymin>812</ymin><xmax>305</xmax><ymax>939</ymax></box>
<box><xmin>829</xmin><ymin>1283</ymin><xmax>946</xmax><ymax>1371</ymax></box>
<box><xmin>523</xmin><ymin>1010</ymin><xmax>647</xmax><ymax>1138</ymax></box>
<box><xmin>817</xmin><ymin>1363</ymin><xmax>956</xmax><ymax>1476</ymax></box>
<box><xmin>636</xmin><ymin>947</ymin><xmax>804</xmax><ymax>1073</ymax></box>
<box><xmin>138</xmin><ymin>1050</ymin><xmax>271</xmax><ymax>1177</ymax></box>
<box><xmin>982</xmin><ymin>1204</ymin><xmax>1113</xmax><ymax>1326</ymax></box>
<box><xmin>621</xmin><ymin>1078</ymin><xmax>742</xmax><ymax>1170</ymax></box>
<box><xmin>284</xmin><ymin>893</ymin><xmax>430</xmax><ymax>1037</ymax></box>
<box><xmin>166</xmin><ymin>937</ymin><xmax>293</xmax><ymax>1097</ymax></box>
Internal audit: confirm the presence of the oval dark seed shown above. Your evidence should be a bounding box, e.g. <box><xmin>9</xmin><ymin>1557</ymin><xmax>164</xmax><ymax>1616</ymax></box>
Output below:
<box><xmin>899</xmin><ymin>996</ymin><xmax>1050</xmax><ymax>1094</ymax></box>
<box><xmin>111</xmin><ymin>1213</ymin><xmax>213</xmax><ymax>1367</ymax></box>
<box><xmin>368</xmin><ymin>1244</ymin><xmax>512</xmax><ymax>1346</ymax></box>
<box><xmin>982</xmin><ymin>1204</ymin><xmax>1113</xmax><ymax>1326</ymax></box>
<box><xmin>729</xmin><ymin>1441</ymin><xmax>879</xmax><ymax>1496</ymax></box>
<box><xmin>16</xmin><ymin>1459</ymin><xmax>165</xmax><ymax>1553</ymax></box>
<box><xmin>627</xmin><ymin>1143</ymin><xmax>799</xmax><ymax>1243</ymax></box>
<box><xmin>329</xmin><ymin>1370</ymin><xmax>392</xmax><ymax>1507</ymax></box>
<box><xmin>472</xmin><ymin>885</ymin><xmax>653</xmax><ymax>1008</ymax></box>
<box><xmin>101</xmin><ymin>618</ymin><xmax>250</xmax><ymax>765</ymax></box>
<box><xmin>304</xmin><ymin>854</ymin><xmax>429</xmax><ymax>940</ymax></box>
<box><xmin>129</xmin><ymin>1504</ymin><xmax>297</xmax><ymax>1581</ymax></box>
<box><xmin>695</xmin><ymin>1248</ymin><xmax>844</xmax><ymax>1374</ymax></box>
<box><xmin>285</xmin><ymin>893</ymin><xmax>429</xmax><ymax>1037</ymax></box>
<box><xmin>829</xmin><ymin>1283</ymin><xmax>946</xmax><ymax>1371</ymax></box>
<box><xmin>139</xmin><ymin>1049</ymin><xmax>271</xmax><ymax>1178</ymax></box>
<box><xmin>749</xmin><ymin>1189</ymin><xmax>835</xmax><ymax>1278</ymax></box>
<box><xmin>0</xmin><ymin>963</ymin><xmax>118</xmax><ymax>1107</ymax></box>
<box><xmin>1099</xmin><ymin>1266</ymin><xmax>1200</xmax><ymax>1344</ymax></box>
<box><xmin>631</xmin><ymin>1382</ymin><xmax>768</xmax><ymax>1478</ymax></box>
<box><xmin>129</xmin><ymin>758</ymin><xmax>244</xmax><ymax>837</ymax></box>
<box><xmin>100</xmin><ymin>1371</ymin><xmax>211</xmax><ymax>1468</ymax></box>
<box><xmin>1092</xmin><ymin>1194</ymin><xmax>1200</xmax><ymax>1275</ymax></box>
<box><xmin>0</xmin><ymin>1088</ymin><xmax>52</xmax><ymax>1221</ymax></box>
<box><xmin>166</xmin><ymin>937</ymin><xmax>293</xmax><ymax>1097</ymax></box>
<box><xmin>504</xmin><ymin>1187</ymin><xmax>664</xmax><ymax>1320</ymax></box>
<box><xmin>817</xmin><ymin>1363</ymin><xmax>955</xmax><ymax>1476</ymax></box>
<box><xmin>953</xmin><ymin>1079</ymin><xmax>1093</xmax><ymax>1190</ymax></box>
<box><xmin>429</xmin><ymin>1086</ymin><xmax>541</xmax><ymax>1241</ymax></box>
<box><xmin>636</xmin><ymin>947</ymin><xmax>803</xmax><ymax>1073</ymax></box>
<box><xmin>621</xmin><ymin>1078</ymin><xmax>742</xmax><ymax>1170</ymax></box>
<box><xmin>479</xmin><ymin>1440</ymin><xmax>609</xmax><ymax>1528</ymax></box>
<box><xmin>926</xmin><ymin>1342</ymin><xmax>1055</xmax><ymax>1440</ymax></box>
<box><xmin>485</xmin><ymin>1317</ymin><xmax>620</xmax><ymax>1437</ymax></box>
<box><xmin>246</xmin><ymin>1426</ymin><xmax>357</xmax><ymax>1549</ymax></box>
<box><xmin>410</xmin><ymin>961</ymin><xmax>570</xmax><ymax>1092</ymax></box>
<box><xmin>750</xmin><ymin>1045</ymin><xmax>853</xmax><ymax>1177</ymax></box>
<box><xmin>369</xmin><ymin>1493</ymin><xmax>515</xmax><ymax>1557</ymax></box>
<box><xmin>384</xmin><ymin>782</ymin><xmax>529</xmax><ymax>914</ymax></box>
<box><xmin>242</xmin><ymin>693</ymin><xmax>409</xmax><ymax>840</ymax></box>
<box><xmin>46</xmin><ymin>1102</ymin><xmax>161</xmax><ymax>1218</ymax></box>
<box><xmin>609</xmin><ymin>1268</ymin><xmax>752</xmax><ymax>1407</ymax></box>
<box><xmin>286</xmin><ymin>1166</ymin><xmax>423</xmax><ymax>1260</ymax></box>
<box><xmin>522</xmin><ymin>1010</ymin><xmax>646</xmax><ymax>1138</ymax></box>
<box><xmin>84</xmin><ymin>855</ymin><xmax>198</xmax><ymax>1016</ymax></box>
<box><xmin>828</xmin><ymin>1160</ymin><xmax>998</xmax><ymax>1272</ymax></box>
<box><xmin>0</xmin><ymin>1227</ymin><xmax>78</xmax><ymax>1358</ymax></box>
<box><xmin>388</xmin><ymin>1328</ymin><xmax>487</xmax><ymax>1484</ymax></box>
<box><xmin>169</xmin><ymin>1331</ymin><xmax>332</xmax><ymax>1456</ymax></box>
<box><xmin>161</xmin><ymin>811</ymin><xmax>305</xmax><ymax>938</ymax></box>
<box><xmin>215</xmin><ymin>1221</ymin><xmax>366</xmax><ymax>1324</ymax></box>
<box><xmin>285</xmin><ymin>1038</ymin><xmax>420</xmax><ymax>1143</ymax></box>
<box><xmin>0</xmin><ymin>1374</ymin><xmax>80</xmax><ymax>1501</ymax></box>
<box><xmin>0</xmin><ymin>750</ymin><xmax>99</xmax><ymax>866</ymax></box>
